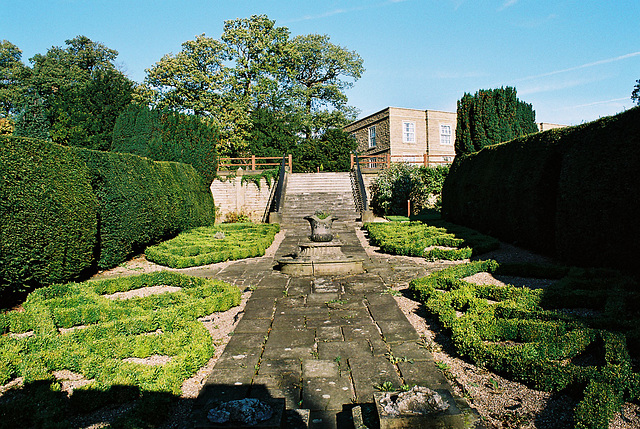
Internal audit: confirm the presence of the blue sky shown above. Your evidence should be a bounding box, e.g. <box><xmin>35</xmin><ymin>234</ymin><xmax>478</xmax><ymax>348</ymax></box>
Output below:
<box><xmin>3</xmin><ymin>0</ymin><xmax>639</xmax><ymax>125</ymax></box>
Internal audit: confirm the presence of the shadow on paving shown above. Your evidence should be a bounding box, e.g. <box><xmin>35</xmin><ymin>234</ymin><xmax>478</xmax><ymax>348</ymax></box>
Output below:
<box><xmin>0</xmin><ymin>380</ymin><xmax>185</xmax><ymax>429</ymax></box>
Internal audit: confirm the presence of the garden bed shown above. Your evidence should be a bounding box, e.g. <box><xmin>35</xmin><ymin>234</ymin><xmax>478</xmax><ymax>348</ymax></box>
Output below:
<box><xmin>145</xmin><ymin>223</ymin><xmax>280</xmax><ymax>268</ymax></box>
<box><xmin>0</xmin><ymin>271</ymin><xmax>242</xmax><ymax>428</ymax></box>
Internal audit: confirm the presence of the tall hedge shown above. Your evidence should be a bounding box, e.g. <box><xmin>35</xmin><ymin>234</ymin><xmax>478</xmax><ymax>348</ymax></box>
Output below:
<box><xmin>112</xmin><ymin>105</ymin><xmax>219</xmax><ymax>183</ymax></box>
<box><xmin>455</xmin><ymin>87</ymin><xmax>538</xmax><ymax>155</ymax></box>
<box><xmin>0</xmin><ymin>136</ymin><xmax>97</xmax><ymax>293</ymax></box>
<box><xmin>442</xmin><ymin>107</ymin><xmax>640</xmax><ymax>272</ymax></box>
<box><xmin>555</xmin><ymin>108</ymin><xmax>640</xmax><ymax>271</ymax></box>
<box><xmin>75</xmin><ymin>148</ymin><xmax>215</xmax><ymax>269</ymax></box>
<box><xmin>1</xmin><ymin>136</ymin><xmax>216</xmax><ymax>296</ymax></box>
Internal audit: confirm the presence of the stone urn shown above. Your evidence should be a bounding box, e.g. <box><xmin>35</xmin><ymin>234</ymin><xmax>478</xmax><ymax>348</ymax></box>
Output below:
<box><xmin>304</xmin><ymin>214</ymin><xmax>338</xmax><ymax>242</ymax></box>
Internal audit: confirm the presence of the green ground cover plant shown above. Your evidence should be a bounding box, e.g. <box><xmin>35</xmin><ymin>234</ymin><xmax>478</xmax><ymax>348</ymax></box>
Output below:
<box><xmin>145</xmin><ymin>223</ymin><xmax>280</xmax><ymax>268</ymax></box>
<box><xmin>0</xmin><ymin>271</ymin><xmax>241</xmax><ymax>428</ymax></box>
<box><xmin>363</xmin><ymin>219</ymin><xmax>499</xmax><ymax>261</ymax></box>
<box><xmin>409</xmin><ymin>261</ymin><xmax>640</xmax><ymax>429</ymax></box>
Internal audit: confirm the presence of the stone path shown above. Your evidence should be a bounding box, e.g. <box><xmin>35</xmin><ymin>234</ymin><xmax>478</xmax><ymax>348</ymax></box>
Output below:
<box><xmin>191</xmin><ymin>221</ymin><xmax>480</xmax><ymax>428</ymax></box>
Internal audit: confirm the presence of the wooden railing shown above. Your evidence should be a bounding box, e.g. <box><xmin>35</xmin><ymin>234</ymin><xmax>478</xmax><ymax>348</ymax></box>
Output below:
<box><xmin>350</xmin><ymin>153</ymin><xmax>454</xmax><ymax>170</ymax></box>
<box><xmin>218</xmin><ymin>154</ymin><xmax>292</xmax><ymax>172</ymax></box>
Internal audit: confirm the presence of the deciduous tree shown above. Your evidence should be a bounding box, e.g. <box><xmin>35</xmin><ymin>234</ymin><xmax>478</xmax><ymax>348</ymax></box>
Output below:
<box><xmin>25</xmin><ymin>36</ymin><xmax>133</xmax><ymax>149</ymax></box>
<box><xmin>139</xmin><ymin>15</ymin><xmax>364</xmax><ymax>157</ymax></box>
<box><xmin>285</xmin><ymin>34</ymin><xmax>364</xmax><ymax>137</ymax></box>
<box><xmin>0</xmin><ymin>40</ymin><xmax>30</xmax><ymax>118</ymax></box>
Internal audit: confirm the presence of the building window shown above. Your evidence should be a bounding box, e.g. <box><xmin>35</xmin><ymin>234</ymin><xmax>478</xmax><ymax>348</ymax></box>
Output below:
<box><xmin>368</xmin><ymin>126</ymin><xmax>376</xmax><ymax>148</ymax></box>
<box><xmin>403</xmin><ymin>121</ymin><xmax>415</xmax><ymax>143</ymax></box>
<box><xmin>440</xmin><ymin>124</ymin><xmax>452</xmax><ymax>145</ymax></box>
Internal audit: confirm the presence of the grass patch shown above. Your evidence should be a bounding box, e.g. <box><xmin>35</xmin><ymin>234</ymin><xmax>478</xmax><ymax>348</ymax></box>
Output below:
<box><xmin>363</xmin><ymin>220</ymin><xmax>499</xmax><ymax>261</ymax></box>
<box><xmin>0</xmin><ymin>271</ymin><xmax>241</xmax><ymax>428</ymax></box>
<box><xmin>409</xmin><ymin>261</ymin><xmax>640</xmax><ymax>429</ymax></box>
<box><xmin>145</xmin><ymin>223</ymin><xmax>280</xmax><ymax>268</ymax></box>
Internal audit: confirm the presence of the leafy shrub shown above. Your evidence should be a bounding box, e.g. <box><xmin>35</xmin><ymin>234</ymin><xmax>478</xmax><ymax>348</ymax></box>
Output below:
<box><xmin>409</xmin><ymin>261</ymin><xmax>640</xmax><ymax>428</ymax></box>
<box><xmin>0</xmin><ymin>136</ymin><xmax>98</xmax><ymax>294</ymax></box>
<box><xmin>75</xmin><ymin>148</ymin><xmax>215</xmax><ymax>269</ymax></box>
<box><xmin>145</xmin><ymin>223</ymin><xmax>280</xmax><ymax>268</ymax></box>
<box><xmin>370</xmin><ymin>163</ymin><xmax>449</xmax><ymax>216</ymax></box>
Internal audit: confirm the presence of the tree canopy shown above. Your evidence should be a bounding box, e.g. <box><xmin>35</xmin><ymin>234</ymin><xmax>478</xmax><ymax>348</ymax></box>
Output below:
<box><xmin>138</xmin><ymin>15</ymin><xmax>364</xmax><ymax>156</ymax></box>
<box><xmin>0</xmin><ymin>40</ymin><xmax>30</xmax><ymax>118</ymax></box>
<box><xmin>0</xmin><ymin>36</ymin><xmax>133</xmax><ymax>149</ymax></box>
<box><xmin>455</xmin><ymin>86</ymin><xmax>538</xmax><ymax>155</ymax></box>
<box><xmin>632</xmin><ymin>79</ymin><xmax>640</xmax><ymax>106</ymax></box>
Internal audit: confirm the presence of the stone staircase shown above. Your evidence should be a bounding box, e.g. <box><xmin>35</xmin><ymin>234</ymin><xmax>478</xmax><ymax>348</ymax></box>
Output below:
<box><xmin>280</xmin><ymin>172</ymin><xmax>359</xmax><ymax>227</ymax></box>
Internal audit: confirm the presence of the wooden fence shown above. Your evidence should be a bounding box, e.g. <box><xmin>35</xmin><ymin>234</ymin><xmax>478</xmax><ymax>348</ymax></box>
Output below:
<box><xmin>217</xmin><ymin>154</ymin><xmax>292</xmax><ymax>173</ymax></box>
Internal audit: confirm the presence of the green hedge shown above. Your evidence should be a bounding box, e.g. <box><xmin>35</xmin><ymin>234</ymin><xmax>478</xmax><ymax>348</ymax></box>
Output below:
<box><xmin>442</xmin><ymin>107</ymin><xmax>640</xmax><ymax>272</ymax></box>
<box><xmin>554</xmin><ymin>108</ymin><xmax>640</xmax><ymax>271</ymax></box>
<box><xmin>363</xmin><ymin>220</ymin><xmax>498</xmax><ymax>261</ymax></box>
<box><xmin>0</xmin><ymin>272</ymin><xmax>241</xmax><ymax>427</ymax></box>
<box><xmin>442</xmin><ymin>130</ymin><xmax>563</xmax><ymax>255</ymax></box>
<box><xmin>1</xmin><ymin>136</ymin><xmax>216</xmax><ymax>296</ymax></box>
<box><xmin>75</xmin><ymin>148</ymin><xmax>215</xmax><ymax>269</ymax></box>
<box><xmin>111</xmin><ymin>105</ymin><xmax>219</xmax><ymax>183</ymax></box>
<box><xmin>145</xmin><ymin>223</ymin><xmax>280</xmax><ymax>268</ymax></box>
<box><xmin>409</xmin><ymin>261</ymin><xmax>640</xmax><ymax>428</ymax></box>
<box><xmin>0</xmin><ymin>136</ymin><xmax>98</xmax><ymax>293</ymax></box>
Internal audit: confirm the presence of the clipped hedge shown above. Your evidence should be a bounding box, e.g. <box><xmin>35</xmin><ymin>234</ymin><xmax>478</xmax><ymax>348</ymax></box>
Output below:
<box><xmin>112</xmin><ymin>105</ymin><xmax>219</xmax><ymax>183</ymax></box>
<box><xmin>0</xmin><ymin>271</ymin><xmax>241</xmax><ymax>427</ymax></box>
<box><xmin>363</xmin><ymin>220</ymin><xmax>498</xmax><ymax>261</ymax></box>
<box><xmin>145</xmin><ymin>223</ymin><xmax>280</xmax><ymax>268</ymax></box>
<box><xmin>409</xmin><ymin>261</ymin><xmax>640</xmax><ymax>429</ymax></box>
<box><xmin>0</xmin><ymin>136</ymin><xmax>98</xmax><ymax>293</ymax></box>
<box><xmin>442</xmin><ymin>107</ymin><xmax>640</xmax><ymax>272</ymax></box>
<box><xmin>442</xmin><ymin>130</ymin><xmax>563</xmax><ymax>255</ymax></box>
<box><xmin>1</xmin><ymin>136</ymin><xmax>216</xmax><ymax>295</ymax></box>
<box><xmin>75</xmin><ymin>148</ymin><xmax>215</xmax><ymax>269</ymax></box>
<box><xmin>555</xmin><ymin>108</ymin><xmax>640</xmax><ymax>271</ymax></box>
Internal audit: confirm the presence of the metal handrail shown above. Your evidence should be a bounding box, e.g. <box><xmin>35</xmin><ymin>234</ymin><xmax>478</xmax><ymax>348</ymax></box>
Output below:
<box><xmin>353</xmin><ymin>153</ymin><xmax>368</xmax><ymax>212</ymax></box>
<box><xmin>269</xmin><ymin>155</ymin><xmax>287</xmax><ymax>213</ymax></box>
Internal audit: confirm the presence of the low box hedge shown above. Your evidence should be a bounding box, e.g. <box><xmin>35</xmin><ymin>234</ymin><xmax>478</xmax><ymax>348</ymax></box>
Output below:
<box><xmin>0</xmin><ymin>271</ymin><xmax>241</xmax><ymax>394</ymax></box>
<box><xmin>145</xmin><ymin>223</ymin><xmax>280</xmax><ymax>268</ymax></box>
<box><xmin>363</xmin><ymin>220</ymin><xmax>498</xmax><ymax>261</ymax></box>
<box><xmin>409</xmin><ymin>261</ymin><xmax>640</xmax><ymax>428</ymax></box>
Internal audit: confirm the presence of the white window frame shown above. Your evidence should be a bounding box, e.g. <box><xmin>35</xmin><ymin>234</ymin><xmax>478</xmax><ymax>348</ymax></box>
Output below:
<box><xmin>368</xmin><ymin>126</ymin><xmax>377</xmax><ymax>148</ymax></box>
<box><xmin>440</xmin><ymin>124</ymin><xmax>452</xmax><ymax>145</ymax></box>
<box><xmin>402</xmin><ymin>121</ymin><xmax>415</xmax><ymax>143</ymax></box>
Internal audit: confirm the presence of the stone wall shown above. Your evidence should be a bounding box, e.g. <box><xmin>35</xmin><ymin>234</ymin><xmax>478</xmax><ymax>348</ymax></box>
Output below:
<box><xmin>210</xmin><ymin>172</ymin><xmax>274</xmax><ymax>223</ymax></box>
<box><xmin>344</xmin><ymin>108</ymin><xmax>391</xmax><ymax>155</ymax></box>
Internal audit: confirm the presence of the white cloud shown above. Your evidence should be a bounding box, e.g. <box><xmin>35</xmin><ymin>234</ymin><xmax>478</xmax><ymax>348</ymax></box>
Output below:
<box><xmin>566</xmin><ymin>97</ymin><xmax>630</xmax><ymax>109</ymax></box>
<box><xmin>518</xmin><ymin>76</ymin><xmax>604</xmax><ymax>96</ymax></box>
<box><xmin>517</xmin><ymin>51</ymin><xmax>640</xmax><ymax>82</ymax></box>
<box><xmin>499</xmin><ymin>0</ymin><xmax>519</xmax><ymax>11</ymax></box>
<box><xmin>285</xmin><ymin>1</ymin><xmax>410</xmax><ymax>23</ymax></box>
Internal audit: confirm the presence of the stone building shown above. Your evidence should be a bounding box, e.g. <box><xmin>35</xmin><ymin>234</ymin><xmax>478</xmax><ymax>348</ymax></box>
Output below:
<box><xmin>344</xmin><ymin>107</ymin><xmax>457</xmax><ymax>167</ymax></box>
<box><xmin>537</xmin><ymin>122</ymin><xmax>566</xmax><ymax>132</ymax></box>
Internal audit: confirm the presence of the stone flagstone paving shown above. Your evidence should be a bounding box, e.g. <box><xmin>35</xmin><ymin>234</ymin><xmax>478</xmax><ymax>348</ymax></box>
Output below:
<box><xmin>190</xmin><ymin>221</ymin><xmax>481</xmax><ymax>428</ymax></box>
